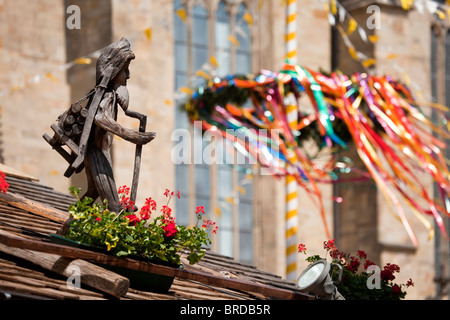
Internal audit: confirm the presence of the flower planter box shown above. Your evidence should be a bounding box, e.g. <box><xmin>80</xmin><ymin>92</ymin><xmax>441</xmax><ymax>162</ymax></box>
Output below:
<box><xmin>50</xmin><ymin>234</ymin><xmax>180</xmax><ymax>292</ymax></box>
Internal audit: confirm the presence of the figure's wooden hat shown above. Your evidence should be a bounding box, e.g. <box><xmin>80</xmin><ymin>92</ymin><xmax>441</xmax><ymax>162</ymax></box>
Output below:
<box><xmin>96</xmin><ymin>37</ymin><xmax>135</xmax><ymax>85</ymax></box>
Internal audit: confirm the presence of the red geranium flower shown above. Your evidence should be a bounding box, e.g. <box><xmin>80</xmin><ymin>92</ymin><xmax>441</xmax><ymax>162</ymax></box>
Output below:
<box><xmin>125</xmin><ymin>214</ymin><xmax>140</xmax><ymax>226</ymax></box>
<box><xmin>298</xmin><ymin>243</ymin><xmax>307</xmax><ymax>254</ymax></box>
<box><xmin>161</xmin><ymin>205</ymin><xmax>172</xmax><ymax>215</ymax></box>
<box><xmin>163</xmin><ymin>222</ymin><xmax>177</xmax><ymax>237</ymax></box>
<box><xmin>202</xmin><ymin>219</ymin><xmax>218</xmax><ymax>234</ymax></box>
<box><xmin>139</xmin><ymin>197</ymin><xmax>157</xmax><ymax>220</ymax></box>
<box><xmin>346</xmin><ymin>256</ymin><xmax>361</xmax><ymax>273</ymax></box>
<box><xmin>364</xmin><ymin>259</ymin><xmax>376</xmax><ymax>269</ymax></box>
<box><xmin>323</xmin><ymin>239</ymin><xmax>336</xmax><ymax>251</ymax></box>
<box><xmin>357</xmin><ymin>250</ymin><xmax>367</xmax><ymax>260</ymax></box>
<box><xmin>392</xmin><ymin>284</ymin><xmax>401</xmax><ymax>296</ymax></box>
<box><xmin>196</xmin><ymin>206</ymin><xmax>205</xmax><ymax>215</ymax></box>
<box><xmin>118</xmin><ymin>185</ymin><xmax>130</xmax><ymax>195</ymax></box>
<box><xmin>0</xmin><ymin>171</ymin><xmax>9</xmax><ymax>194</ymax></box>
<box><xmin>329</xmin><ymin>249</ymin><xmax>343</xmax><ymax>260</ymax></box>
<box><xmin>381</xmin><ymin>269</ymin><xmax>395</xmax><ymax>281</ymax></box>
<box><xmin>406</xmin><ymin>278</ymin><xmax>414</xmax><ymax>288</ymax></box>
<box><xmin>139</xmin><ymin>207</ymin><xmax>151</xmax><ymax>220</ymax></box>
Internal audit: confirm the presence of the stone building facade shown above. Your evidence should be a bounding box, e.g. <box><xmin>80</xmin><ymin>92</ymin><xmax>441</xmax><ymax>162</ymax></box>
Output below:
<box><xmin>0</xmin><ymin>0</ymin><xmax>448</xmax><ymax>299</ymax></box>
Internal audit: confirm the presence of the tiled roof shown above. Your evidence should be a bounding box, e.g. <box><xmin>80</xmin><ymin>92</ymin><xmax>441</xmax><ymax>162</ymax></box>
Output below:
<box><xmin>0</xmin><ymin>172</ymin><xmax>312</xmax><ymax>300</ymax></box>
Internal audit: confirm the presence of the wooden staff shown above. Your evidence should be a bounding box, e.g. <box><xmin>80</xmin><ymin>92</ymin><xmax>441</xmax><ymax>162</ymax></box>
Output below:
<box><xmin>124</xmin><ymin>110</ymin><xmax>147</xmax><ymax>204</ymax></box>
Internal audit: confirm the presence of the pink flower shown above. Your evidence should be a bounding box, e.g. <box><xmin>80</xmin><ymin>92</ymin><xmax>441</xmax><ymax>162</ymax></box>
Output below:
<box><xmin>202</xmin><ymin>219</ymin><xmax>218</xmax><ymax>234</ymax></box>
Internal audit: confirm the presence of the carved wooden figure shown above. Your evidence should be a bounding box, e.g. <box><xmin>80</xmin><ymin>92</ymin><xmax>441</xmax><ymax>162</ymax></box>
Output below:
<box><xmin>44</xmin><ymin>38</ymin><xmax>155</xmax><ymax>215</ymax></box>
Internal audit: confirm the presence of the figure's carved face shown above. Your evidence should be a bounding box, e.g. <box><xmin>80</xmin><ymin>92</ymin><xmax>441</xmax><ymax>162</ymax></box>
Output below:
<box><xmin>111</xmin><ymin>60</ymin><xmax>131</xmax><ymax>111</ymax></box>
<box><xmin>113</xmin><ymin>60</ymin><xmax>131</xmax><ymax>87</ymax></box>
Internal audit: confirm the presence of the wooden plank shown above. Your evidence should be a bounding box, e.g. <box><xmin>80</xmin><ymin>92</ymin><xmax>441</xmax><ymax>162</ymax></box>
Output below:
<box><xmin>0</xmin><ymin>164</ymin><xmax>39</xmax><ymax>182</ymax></box>
<box><xmin>171</xmin><ymin>280</ymin><xmax>251</xmax><ymax>300</ymax></box>
<box><xmin>0</xmin><ymin>211</ymin><xmax>61</xmax><ymax>229</ymax></box>
<box><xmin>187</xmin><ymin>255</ymin><xmax>298</xmax><ymax>291</ymax></box>
<box><xmin>0</xmin><ymin>242</ymin><xmax>129</xmax><ymax>297</ymax></box>
<box><xmin>125</xmin><ymin>288</ymin><xmax>179</xmax><ymax>300</ymax></box>
<box><xmin>0</xmin><ymin>229</ymin><xmax>311</xmax><ymax>300</ymax></box>
<box><xmin>0</xmin><ymin>279</ymin><xmax>79</xmax><ymax>300</ymax></box>
<box><xmin>50</xmin><ymin>123</ymin><xmax>80</xmax><ymax>156</ymax></box>
<box><xmin>2</xmin><ymin>180</ymin><xmax>75</xmax><ymax>212</ymax></box>
<box><xmin>0</xmin><ymin>259</ymin><xmax>105</xmax><ymax>299</ymax></box>
<box><xmin>43</xmin><ymin>133</ymin><xmax>74</xmax><ymax>164</ymax></box>
<box><xmin>0</xmin><ymin>191</ymin><xmax>69</xmax><ymax>223</ymax></box>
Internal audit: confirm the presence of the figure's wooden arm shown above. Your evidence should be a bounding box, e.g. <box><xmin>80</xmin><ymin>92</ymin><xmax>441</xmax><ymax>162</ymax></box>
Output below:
<box><xmin>94</xmin><ymin>112</ymin><xmax>155</xmax><ymax>145</ymax></box>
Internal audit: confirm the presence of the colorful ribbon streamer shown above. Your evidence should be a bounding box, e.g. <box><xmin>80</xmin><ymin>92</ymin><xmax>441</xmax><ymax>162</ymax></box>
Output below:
<box><xmin>184</xmin><ymin>63</ymin><xmax>450</xmax><ymax>245</ymax></box>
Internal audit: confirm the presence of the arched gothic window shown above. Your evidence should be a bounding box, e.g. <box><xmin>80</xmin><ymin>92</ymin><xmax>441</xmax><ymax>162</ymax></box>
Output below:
<box><xmin>173</xmin><ymin>0</ymin><xmax>254</xmax><ymax>263</ymax></box>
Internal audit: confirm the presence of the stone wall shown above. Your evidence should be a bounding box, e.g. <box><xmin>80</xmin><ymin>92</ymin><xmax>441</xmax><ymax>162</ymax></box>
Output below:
<box><xmin>110</xmin><ymin>0</ymin><xmax>176</xmax><ymax>208</ymax></box>
<box><xmin>334</xmin><ymin>1</ymin><xmax>437</xmax><ymax>299</ymax></box>
<box><xmin>0</xmin><ymin>0</ymin><xmax>71</xmax><ymax>192</ymax></box>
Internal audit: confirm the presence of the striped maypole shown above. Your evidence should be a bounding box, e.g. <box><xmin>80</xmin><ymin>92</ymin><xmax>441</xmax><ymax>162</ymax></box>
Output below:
<box><xmin>285</xmin><ymin>0</ymin><xmax>298</xmax><ymax>63</ymax></box>
<box><xmin>285</xmin><ymin>150</ymin><xmax>299</xmax><ymax>281</ymax></box>
<box><xmin>285</xmin><ymin>0</ymin><xmax>299</xmax><ymax>282</ymax></box>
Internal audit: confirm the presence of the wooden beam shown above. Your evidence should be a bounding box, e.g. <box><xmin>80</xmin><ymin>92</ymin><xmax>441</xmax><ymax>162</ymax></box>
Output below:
<box><xmin>0</xmin><ymin>240</ymin><xmax>129</xmax><ymax>297</ymax></box>
<box><xmin>50</xmin><ymin>123</ymin><xmax>80</xmax><ymax>156</ymax></box>
<box><xmin>0</xmin><ymin>229</ymin><xmax>311</xmax><ymax>300</ymax></box>
<box><xmin>43</xmin><ymin>133</ymin><xmax>73</xmax><ymax>164</ymax></box>
<box><xmin>0</xmin><ymin>164</ymin><xmax>39</xmax><ymax>182</ymax></box>
<box><xmin>0</xmin><ymin>191</ymin><xmax>69</xmax><ymax>223</ymax></box>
